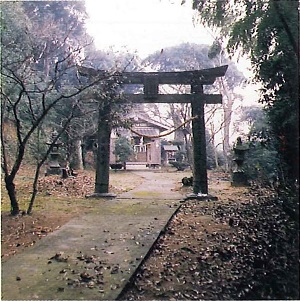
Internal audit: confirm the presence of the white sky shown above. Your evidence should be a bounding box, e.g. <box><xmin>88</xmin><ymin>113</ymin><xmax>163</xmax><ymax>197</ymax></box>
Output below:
<box><xmin>84</xmin><ymin>0</ymin><xmax>215</xmax><ymax>58</ymax></box>
<box><xmin>84</xmin><ymin>0</ymin><xmax>255</xmax><ymax>77</ymax></box>
<box><xmin>84</xmin><ymin>0</ymin><xmax>259</xmax><ymax>105</ymax></box>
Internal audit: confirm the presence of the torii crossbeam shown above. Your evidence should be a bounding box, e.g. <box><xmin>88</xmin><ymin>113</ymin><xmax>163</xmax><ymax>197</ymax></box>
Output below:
<box><xmin>79</xmin><ymin>65</ymin><xmax>228</xmax><ymax>199</ymax></box>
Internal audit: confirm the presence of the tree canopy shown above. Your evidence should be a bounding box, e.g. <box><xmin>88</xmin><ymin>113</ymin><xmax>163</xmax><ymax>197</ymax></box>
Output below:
<box><xmin>0</xmin><ymin>1</ymin><xmax>98</xmax><ymax>214</ymax></box>
<box><xmin>192</xmin><ymin>0</ymin><xmax>299</xmax><ymax>183</ymax></box>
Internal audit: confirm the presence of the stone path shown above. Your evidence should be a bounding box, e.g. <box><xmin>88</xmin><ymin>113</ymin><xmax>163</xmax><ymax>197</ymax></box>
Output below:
<box><xmin>1</xmin><ymin>171</ymin><xmax>183</xmax><ymax>300</ymax></box>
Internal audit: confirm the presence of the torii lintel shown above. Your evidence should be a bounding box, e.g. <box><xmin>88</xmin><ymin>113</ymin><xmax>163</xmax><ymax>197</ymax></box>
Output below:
<box><xmin>77</xmin><ymin>65</ymin><xmax>228</xmax><ymax>85</ymax></box>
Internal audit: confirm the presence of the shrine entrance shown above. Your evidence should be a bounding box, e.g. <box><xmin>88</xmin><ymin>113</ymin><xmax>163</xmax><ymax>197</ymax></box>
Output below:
<box><xmin>79</xmin><ymin>65</ymin><xmax>228</xmax><ymax>198</ymax></box>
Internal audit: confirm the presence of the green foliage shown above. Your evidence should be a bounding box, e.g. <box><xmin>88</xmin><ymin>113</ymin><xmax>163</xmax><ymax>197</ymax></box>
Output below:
<box><xmin>241</xmin><ymin>107</ymin><xmax>280</xmax><ymax>184</ymax></box>
<box><xmin>208</xmin><ymin>39</ymin><xmax>222</xmax><ymax>59</ymax></box>
<box><xmin>244</xmin><ymin>145</ymin><xmax>279</xmax><ymax>184</ymax></box>
<box><xmin>0</xmin><ymin>2</ymin><xmax>32</xmax><ymax>58</ymax></box>
<box><xmin>113</xmin><ymin>136</ymin><xmax>133</xmax><ymax>163</ymax></box>
<box><xmin>169</xmin><ymin>130</ymin><xmax>219</xmax><ymax>170</ymax></box>
<box><xmin>205</xmin><ymin>130</ymin><xmax>220</xmax><ymax>169</ymax></box>
<box><xmin>192</xmin><ymin>0</ymin><xmax>299</xmax><ymax>182</ymax></box>
<box><xmin>143</xmin><ymin>42</ymin><xmax>213</xmax><ymax>71</ymax></box>
<box><xmin>152</xmin><ymin>41</ymin><xmax>244</xmax><ymax>88</ymax></box>
<box><xmin>23</xmin><ymin>1</ymin><xmax>88</xmax><ymax>39</ymax></box>
<box><xmin>0</xmin><ymin>1</ymin><xmax>99</xmax><ymax>214</ymax></box>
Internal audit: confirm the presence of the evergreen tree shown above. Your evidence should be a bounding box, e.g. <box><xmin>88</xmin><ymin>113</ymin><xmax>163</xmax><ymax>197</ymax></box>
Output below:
<box><xmin>192</xmin><ymin>0</ymin><xmax>299</xmax><ymax>184</ymax></box>
<box><xmin>113</xmin><ymin>136</ymin><xmax>133</xmax><ymax>164</ymax></box>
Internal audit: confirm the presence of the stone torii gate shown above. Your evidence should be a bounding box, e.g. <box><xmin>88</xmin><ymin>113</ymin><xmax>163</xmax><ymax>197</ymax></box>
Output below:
<box><xmin>79</xmin><ymin>65</ymin><xmax>228</xmax><ymax>199</ymax></box>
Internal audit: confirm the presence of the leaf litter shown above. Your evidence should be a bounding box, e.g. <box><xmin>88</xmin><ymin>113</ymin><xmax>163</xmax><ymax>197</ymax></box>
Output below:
<box><xmin>2</xmin><ymin>171</ymin><xmax>298</xmax><ymax>299</ymax></box>
<box><xmin>121</xmin><ymin>176</ymin><xmax>299</xmax><ymax>300</ymax></box>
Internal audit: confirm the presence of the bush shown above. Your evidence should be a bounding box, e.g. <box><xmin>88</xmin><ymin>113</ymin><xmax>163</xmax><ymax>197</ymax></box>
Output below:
<box><xmin>113</xmin><ymin>136</ymin><xmax>133</xmax><ymax>163</ymax></box>
<box><xmin>244</xmin><ymin>144</ymin><xmax>279</xmax><ymax>185</ymax></box>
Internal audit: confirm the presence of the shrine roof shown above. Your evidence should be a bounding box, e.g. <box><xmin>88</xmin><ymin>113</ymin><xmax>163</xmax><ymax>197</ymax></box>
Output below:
<box><xmin>129</xmin><ymin>112</ymin><xmax>170</xmax><ymax>131</ymax></box>
<box><xmin>163</xmin><ymin>145</ymin><xmax>179</xmax><ymax>151</ymax></box>
<box><xmin>131</xmin><ymin>128</ymin><xmax>159</xmax><ymax>137</ymax></box>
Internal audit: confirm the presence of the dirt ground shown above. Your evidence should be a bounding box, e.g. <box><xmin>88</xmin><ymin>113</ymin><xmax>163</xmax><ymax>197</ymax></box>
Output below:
<box><xmin>1</xmin><ymin>169</ymin><xmax>144</xmax><ymax>260</ymax></box>
<box><xmin>1</xmin><ymin>169</ymin><xmax>299</xmax><ymax>299</ymax></box>
<box><xmin>121</xmin><ymin>175</ymin><xmax>299</xmax><ymax>300</ymax></box>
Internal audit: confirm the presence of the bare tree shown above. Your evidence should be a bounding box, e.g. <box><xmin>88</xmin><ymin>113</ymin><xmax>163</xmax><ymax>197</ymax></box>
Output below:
<box><xmin>1</xmin><ymin>10</ymin><xmax>103</xmax><ymax>215</ymax></box>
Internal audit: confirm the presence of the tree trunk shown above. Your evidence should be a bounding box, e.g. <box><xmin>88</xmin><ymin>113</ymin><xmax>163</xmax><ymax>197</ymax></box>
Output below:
<box><xmin>71</xmin><ymin>139</ymin><xmax>84</xmax><ymax>170</ymax></box>
<box><xmin>3</xmin><ymin>143</ymin><xmax>25</xmax><ymax>215</ymax></box>
<box><xmin>27</xmin><ymin>166</ymin><xmax>40</xmax><ymax>214</ymax></box>
<box><xmin>209</xmin><ymin>122</ymin><xmax>219</xmax><ymax>169</ymax></box>
<box><xmin>184</xmin><ymin>132</ymin><xmax>193</xmax><ymax>172</ymax></box>
<box><xmin>214</xmin><ymin>148</ymin><xmax>219</xmax><ymax>169</ymax></box>
<box><xmin>169</xmin><ymin>103</ymin><xmax>185</xmax><ymax>142</ymax></box>
<box><xmin>5</xmin><ymin>176</ymin><xmax>19</xmax><ymax>215</ymax></box>
<box><xmin>223</xmin><ymin>99</ymin><xmax>233</xmax><ymax>172</ymax></box>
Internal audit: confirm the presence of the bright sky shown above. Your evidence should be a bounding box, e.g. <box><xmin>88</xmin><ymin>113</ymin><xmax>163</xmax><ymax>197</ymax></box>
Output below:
<box><xmin>84</xmin><ymin>0</ymin><xmax>259</xmax><ymax>108</ymax></box>
<box><xmin>84</xmin><ymin>0</ymin><xmax>215</xmax><ymax>58</ymax></box>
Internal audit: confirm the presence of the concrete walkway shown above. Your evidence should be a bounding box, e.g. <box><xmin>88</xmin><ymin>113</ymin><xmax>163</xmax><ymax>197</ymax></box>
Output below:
<box><xmin>1</xmin><ymin>171</ymin><xmax>183</xmax><ymax>300</ymax></box>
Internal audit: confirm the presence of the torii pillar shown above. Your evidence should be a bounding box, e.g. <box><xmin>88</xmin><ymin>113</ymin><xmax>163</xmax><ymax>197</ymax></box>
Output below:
<box><xmin>94</xmin><ymin>99</ymin><xmax>115</xmax><ymax>196</ymax></box>
<box><xmin>191</xmin><ymin>83</ymin><xmax>208</xmax><ymax>196</ymax></box>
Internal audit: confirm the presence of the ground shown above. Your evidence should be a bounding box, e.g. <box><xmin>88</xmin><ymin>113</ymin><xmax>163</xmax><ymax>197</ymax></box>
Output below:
<box><xmin>1</xmin><ymin>168</ymin><xmax>299</xmax><ymax>299</ymax></box>
<box><xmin>120</xmin><ymin>173</ymin><xmax>299</xmax><ymax>300</ymax></box>
<box><xmin>1</xmin><ymin>169</ymin><xmax>143</xmax><ymax>260</ymax></box>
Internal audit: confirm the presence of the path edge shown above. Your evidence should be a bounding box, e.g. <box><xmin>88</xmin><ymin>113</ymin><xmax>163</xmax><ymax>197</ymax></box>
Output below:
<box><xmin>116</xmin><ymin>202</ymin><xmax>183</xmax><ymax>300</ymax></box>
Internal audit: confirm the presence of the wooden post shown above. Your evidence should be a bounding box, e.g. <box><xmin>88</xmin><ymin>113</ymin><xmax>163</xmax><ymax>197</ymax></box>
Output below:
<box><xmin>95</xmin><ymin>100</ymin><xmax>112</xmax><ymax>194</ymax></box>
<box><xmin>191</xmin><ymin>84</ymin><xmax>208</xmax><ymax>195</ymax></box>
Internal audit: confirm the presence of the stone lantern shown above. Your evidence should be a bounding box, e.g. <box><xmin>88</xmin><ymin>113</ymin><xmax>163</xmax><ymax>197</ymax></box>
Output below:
<box><xmin>46</xmin><ymin>130</ymin><xmax>63</xmax><ymax>176</ymax></box>
<box><xmin>231</xmin><ymin>137</ymin><xmax>249</xmax><ymax>186</ymax></box>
